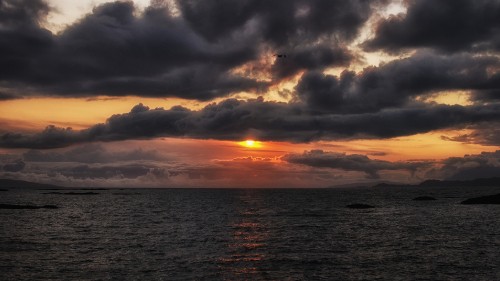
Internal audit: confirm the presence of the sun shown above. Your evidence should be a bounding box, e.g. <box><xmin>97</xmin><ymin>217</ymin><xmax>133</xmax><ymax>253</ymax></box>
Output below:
<box><xmin>245</xmin><ymin>140</ymin><xmax>255</xmax><ymax>147</ymax></box>
<box><xmin>239</xmin><ymin>139</ymin><xmax>262</xmax><ymax>148</ymax></box>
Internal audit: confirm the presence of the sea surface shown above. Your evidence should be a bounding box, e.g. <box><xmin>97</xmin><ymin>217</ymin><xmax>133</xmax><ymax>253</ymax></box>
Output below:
<box><xmin>1</xmin><ymin>186</ymin><xmax>500</xmax><ymax>280</ymax></box>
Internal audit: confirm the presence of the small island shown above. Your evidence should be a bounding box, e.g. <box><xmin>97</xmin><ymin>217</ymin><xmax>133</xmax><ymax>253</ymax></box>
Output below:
<box><xmin>413</xmin><ymin>196</ymin><xmax>436</xmax><ymax>201</ymax></box>
<box><xmin>0</xmin><ymin>204</ymin><xmax>59</xmax><ymax>209</ymax></box>
<box><xmin>346</xmin><ymin>203</ymin><xmax>375</xmax><ymax>209</ymax></box>
<box><xmin>42</xmin><ymin>191</ymin><xmax>99</xmax><ymax>195</ymax></box>
<box><xmin>461</xmin><ymin>194</ymin><xmax>500</xmax><ymax>205</ymax></box>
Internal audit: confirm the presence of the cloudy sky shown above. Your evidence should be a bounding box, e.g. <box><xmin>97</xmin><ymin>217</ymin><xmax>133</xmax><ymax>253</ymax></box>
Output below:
<box><xmin>1</xmin><ymin>0</ymin><xmax>500</xmax><ymax>187</ymax></box>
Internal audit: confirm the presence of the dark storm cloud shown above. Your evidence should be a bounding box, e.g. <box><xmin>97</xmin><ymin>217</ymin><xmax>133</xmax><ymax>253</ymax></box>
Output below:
<box><xmin>471</xmin><ymin>88</ymin><xmax>500</xmax><ymax>102</ymax></box>
<box><xmin>0</xmin><ymin>0</ymin><xmax>264</xmax><ymax>100</ymax></box>
<box><xmin>296</xmin><ymin>51</ymin><xmax>500</xmax><ymax>113</ymax></box>
<box><xmin>58</xmin><ymin>164</ymin><xmax>162</xmax><ymax>179</ymax></box>
<box><xmin>2</xmin><ymin>99</ymin><xmax>500</xmax><ymax>149</ymax></box>
<box><xmin>179</xmin><ymin>0</ymin><xmax>383</xmax><ymax>79</ymax></box>
<box><xmin>441</xmin><ymin>122</ymin><xmax>500</xmax><ymax>146</ymax></box>
<box><xmin>0</xmin><ymin>0</ymin><xmax>390</xmax><ymax>99</ymax></box>
<box><xmin>23</xmin><ymin>144</ymin><xmax>163</xmax><ymax>163</ymax></box>
<box><xmin>271</xmin><ymin>45</ymin><xmax>352</xmax><ymax>79</ymax></box>
<box><xmin>0</xmin><ymin>0</ymin><xmax>53</xmax><ymax>82</ymax></box>
<box><xmin>0</xmin><ymin>125</ymin><xmax>82</xmax><ymax>149</ymax></box>
<box><xmin>283</xmin><ymin>150</ymin><xmax>429</xmax><ymax>179</ymax></box>
<box><xmin>178</xmin><ymin>0</ymin><xmax>382</xmax><ymax>45</ymax></box>
<box><xmin>364</xmin><ymin>0</ymin><xmax>500</xmax><ymax>52</ymax></box>
<box><xmin>3</xmin><ymin>159</ymin><xmax>25</xmax><ymax>172</ymax></box>
<box><xmin>0</xmin><ymin>91</ymin><xmax>20</xmax><ymax>100</ymax></box>
<box><xmin>426</xmin><ymin>150</ymin><xmax>500</xmax><ymax>181</ymax></box>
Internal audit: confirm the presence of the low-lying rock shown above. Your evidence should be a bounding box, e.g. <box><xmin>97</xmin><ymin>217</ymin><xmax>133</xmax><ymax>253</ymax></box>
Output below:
<box><xmin>42</xmin><ymin>192</ymin><xmax>99</xmax><ymax>195</ymax></box>
<box><xmin>413</xmin><ymin>196</ymin><xmax>436</xmax><ymax>201</ymax></box>
<box><xmin>461</xmin><ymin>193</ymin><xmax>500</xmax><ymax>205</ymax></box>
<box><xmin>0</xmin><ymin>204</ymin><xmax>58</xmax><ymax>209</ymax></box>
<box><xmin>346</xmin><ymin>203</ymin><xmax>375</xmax><ymax>209</ymax></box>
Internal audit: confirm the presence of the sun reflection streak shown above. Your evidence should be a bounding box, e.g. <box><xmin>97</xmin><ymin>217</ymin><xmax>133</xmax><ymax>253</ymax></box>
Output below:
<box><xmin>218</xmin><ymin>191</ymin><xmax>270</xmax><ymax>279</ymax></box>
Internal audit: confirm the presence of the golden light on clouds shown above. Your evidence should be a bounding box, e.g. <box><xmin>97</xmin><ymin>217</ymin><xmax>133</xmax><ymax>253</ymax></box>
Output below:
<box><xmin>419</xmin><ymin>91</ymin><xmax>473</xmax><ymax>106</ymax></box>
<box><xmin>0</xmin><ymin>97</ymin><xmax>205</xmax><ymax>131</ymax></box>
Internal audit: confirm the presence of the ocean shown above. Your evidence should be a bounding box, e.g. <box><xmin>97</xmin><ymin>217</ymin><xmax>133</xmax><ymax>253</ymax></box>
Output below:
<box><xmin>1</xmin><ymin>186</ymin><xmax>500</xmax><ymax>280</ymax></box>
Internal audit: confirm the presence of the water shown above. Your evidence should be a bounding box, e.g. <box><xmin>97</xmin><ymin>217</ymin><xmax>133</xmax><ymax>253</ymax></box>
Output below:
<box><xmin>1</xmin><ymin>186</ymin><xmax>500</xmax><ymax>280</ymax></box>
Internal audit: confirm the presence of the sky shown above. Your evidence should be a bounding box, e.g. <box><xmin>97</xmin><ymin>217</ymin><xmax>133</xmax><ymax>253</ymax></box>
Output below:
<box><xmin>1</xmin><ymin>0</ymin><xmax>500</xmax><ymax>188</ymax></box>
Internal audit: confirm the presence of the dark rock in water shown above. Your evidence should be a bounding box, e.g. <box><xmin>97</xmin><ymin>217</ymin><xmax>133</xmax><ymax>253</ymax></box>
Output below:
<box><xmin>461</xmin><ymin>193</ymin><xmax>500</xmax><ymax>205</ymax></box>
<box><xmin>42</xmin><ymin>192</ymin><xmax>99</xmax><ymax>195</ymax></box>
<box><xmin>112</xmin><ymin>192</ymin><xmax>141</xmax><ymax>195</ymax></box>
<box><xmin>413</xmin><ymin>196</ymin><xmax>436</xmax><ymax>201</ymax></box>
<box><xmin>346</xmin><ymin>203</ymin><xmax>375</xmax><ymax>209</ymax></box>
<box><xmin>0</xmin><ymin>204</ymin><xmax>59</xmax><ymax>209</ymax></box>
<box><xmin>42</xmin><ymin>205</ymin><xmax>59</xmax><ymax>209</ymax></box>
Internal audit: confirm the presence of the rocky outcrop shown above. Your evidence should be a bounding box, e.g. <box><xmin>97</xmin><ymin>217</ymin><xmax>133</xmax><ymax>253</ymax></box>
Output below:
<box><xmin>412</xmin><ymin>196</ymin><xmax>436</xmax><ymax>201</ymax></box>
<box><xmin>346</xmin><ymin>203</ymin><xmax>375</xmax><ymax>209</ymax></box>
<box><xmin>461</xmin><ymin>194</ymin><xmax>500</xmax><ymax>205</ymax></box>
<box><xmin>0</xmin><ymin>204</ymin><xmax>58</xmax><ymax>209</ymax></box>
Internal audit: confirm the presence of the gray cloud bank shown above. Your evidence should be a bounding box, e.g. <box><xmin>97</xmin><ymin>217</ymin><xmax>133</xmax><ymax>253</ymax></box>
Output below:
<box><xmin>1</xmin><ymin>0</ymin><xmax>500</xmax><ymax>150</ymax></box>
<box><xmin>2</xmin><ymin>99</ymin><xmax>500</xmax><ymax>149</ymax></box>
<box><xmin>283</xmin><ymin>150</ymin><xmax>430</xmax><ymax>179</ymax></box>
<box><xmin>3</xmin><ymin>141</ymin><xmax>500</xmax><ymax>186</ymax></box>
<box><xmin>365</xmin><ymin>0</ymin><xmax>500</xmax><ymax>53</ymax></box>
<box><xmin>0</xmin><ymin>0</ymin><xmax>385</xmax><ymax>99</ymax></box>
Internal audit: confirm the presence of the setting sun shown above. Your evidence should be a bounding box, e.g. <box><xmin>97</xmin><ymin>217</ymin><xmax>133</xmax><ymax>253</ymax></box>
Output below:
<box><xmin>240</xmin><ymin>140</ymin><xmax>262</xmax><ymax>148</ymax></box>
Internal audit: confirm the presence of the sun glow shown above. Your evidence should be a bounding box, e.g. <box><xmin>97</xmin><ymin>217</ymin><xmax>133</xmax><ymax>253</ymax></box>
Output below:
<box><xmin>240</xmin><ymin>140</ymin><xmax>262</xmax><ymax>148</ymax></box>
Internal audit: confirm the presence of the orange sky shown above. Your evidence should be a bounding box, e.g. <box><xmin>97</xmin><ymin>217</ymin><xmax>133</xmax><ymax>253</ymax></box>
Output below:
<box><xmin>0</xmin><ymin>96</ymin><xmax>496</xmax><ymax>163</ymax></box>
<box><xmin>1</xmin><ymin>0</ymin><xmax>500</xmax><ymax>188</ymax></box>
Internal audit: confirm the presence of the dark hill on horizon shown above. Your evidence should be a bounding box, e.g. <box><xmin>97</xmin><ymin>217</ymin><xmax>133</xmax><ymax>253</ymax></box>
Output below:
<box><xmin>0</xmin><ymin>179</ymin><xmax>62</xmax><ymax>189</ymax></box>
<box><xmin>2</xmin><ymin>177</ymin><xmax>500</xmax><ymax>189</ymax></box>
<box><xmin>373</xmin><ymin>177</ymin><xmax>500</xmax><ymax>188</ymax></box>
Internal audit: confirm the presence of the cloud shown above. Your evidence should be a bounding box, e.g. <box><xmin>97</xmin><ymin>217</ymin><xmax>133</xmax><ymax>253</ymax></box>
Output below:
<box><xmin>0</xmin><ymin>92</ymin><xmax>20</xmax><ymax>101</ymax></box>
<box><xmin>0</xmin><ymin>142</ymin><xmax>349</xmax><ymax>187</ymax></box>
<box><xmin>364</xmin><ymin>0</ymin><xmax>500</xmax><ymax>53</ymax></box>
<box><xmin>56</xmin><ymin>164</ymin><xmax>163</xmax><ymax>180</ymax></box>
<box><xmin>283</xmin><ymin>150</ymin><xmax>429</xmax><ymax>178</ymax></box>
<box><xmin>179</xmin><ymin>0</ymin><xmax>382</xmax><ymax>45</ymax></box>
<box><xmin>296</xmin><ymin>51</ymin><xmax>500</xmax><ymax>113</ymax></box>
<box><xmin>3</xmin><ymin>159</ymin><xmax>25</xmax><ymax>172</ymax></box>
<box><xmin>271</xmin><ymin>45</ymin><xmax>352</xmax><ymax>79</ymax></box>
<box><xmin>23</xmin><ymin>143</ymin><xmax>164</xmax><ymax>163</ymax></box>
<box><xmin>0</xmin><ymin>0</ymin><xmax>390</xmax><ymax>100</ymax></box>
<box><xmin>426</xmin><ymin>150</ymin><xmax>500</xmax><ymax>180</ymax></box>
<box><xmin>2</xmin><ymin>98</ymin><xmax>500</xmax><ymax>148</ymax></box>
<box><xmin>441</xmin><ymin>122</ymin><xmax>500</xmax><ymax>146</ymax></box>
<box><xmin>0</xmin><ymin>0</ymin><xmax>265</xmax><ymax>100</ymax></box>
<box><xmin>0</xmin><ymin>0</ymin><xmax>52</xmax><ymax>93</ymax></box>
<box><xmin>177</xmin><ymin>0</ymin><xmax>386</xmax><ymax>80</ymax></box>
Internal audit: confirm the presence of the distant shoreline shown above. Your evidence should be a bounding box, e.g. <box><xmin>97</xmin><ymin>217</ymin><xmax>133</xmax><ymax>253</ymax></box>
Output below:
<box><xmin>2</xmin><ymin>177</ymin><xmax>500</xmax><ymax>190</ymax></box>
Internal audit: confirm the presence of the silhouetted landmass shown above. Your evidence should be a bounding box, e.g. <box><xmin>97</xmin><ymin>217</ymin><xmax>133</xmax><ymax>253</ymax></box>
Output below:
<box><xmin>461</xmin><ymin>194</ymin><xmax>500</xmax><ymax>205</ymax></box>
<box><xmin>0</xmin><ymin>189</ymin><xmax>8</xmax><ymax>191</ymax></box>
<box><xmin>346</xmin><ymin>203</ymin><xmax>375</xmax><ymax>209</ymax></box>
<box><xmin>419</xmin><ymin>177</ymin><xmax>500</xmax><ymax>187</ymax></box>
<box><xmin>42</xmin><ymin>192</ymin><xmax>99</xmax><ymax>195</ymax></box>
<box><xmin>0</xmin><ymin>204</ymin><xmax>58</xmax><ymax>209</ymax></box>
<box><xmin>40</xmin><ymin>188</ymin><xmax>108</xmax><ymax>191</ymax></box>
<box><xmin>373</xmin><ymin>177</ymin><xmax>500</xmax><ymax>188</ymax></box>
<box><xmin>413</xmin><ymin>196</ymin><xmax>436</xmax><ymax>201</ymax></box>
<box><xmin>372</xmin><ymin>182</ymin><xmax>412</xmax><ymax>188</ymax></box>
<box><xmin>0</xmin><ymin>179</ymin><xmax>62</xmax><ymax>189</ymax></box>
